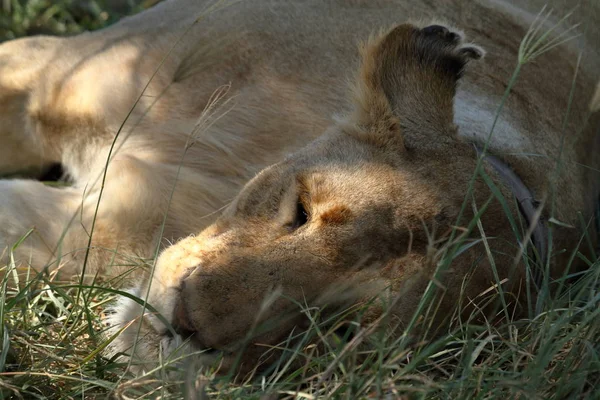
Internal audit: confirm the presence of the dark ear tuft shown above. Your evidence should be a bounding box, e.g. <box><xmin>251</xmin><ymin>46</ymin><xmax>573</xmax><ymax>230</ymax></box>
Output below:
<box><xmin>350</xmin><ymin>23</ymin><xmax>484</xmax><ymax>150</ymax></box>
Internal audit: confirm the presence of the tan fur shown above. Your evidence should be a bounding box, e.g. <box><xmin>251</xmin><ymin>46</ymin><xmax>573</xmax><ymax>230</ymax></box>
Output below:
<box><xmin>0</xmin><ymin>0</ymin><xmax>599</xmax><ymax>374</ymax></box>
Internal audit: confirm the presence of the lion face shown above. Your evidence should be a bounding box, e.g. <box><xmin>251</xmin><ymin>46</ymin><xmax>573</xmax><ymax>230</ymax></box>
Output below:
<box><xmin>159</xmin><ymin>135</ymin><xmax>449</xmax><ymax>346</ymax></box>
<box><xmin>110</xmin><ymin>23</ymin><xmax>512</xmax><ymax>372</ymax></box>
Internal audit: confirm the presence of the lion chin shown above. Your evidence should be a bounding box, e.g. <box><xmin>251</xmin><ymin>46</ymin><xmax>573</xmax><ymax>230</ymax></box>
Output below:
<box><xmin>105</xmin><ymin>285</ymin><xmax>218</xmax><ymax>376</ymax></box>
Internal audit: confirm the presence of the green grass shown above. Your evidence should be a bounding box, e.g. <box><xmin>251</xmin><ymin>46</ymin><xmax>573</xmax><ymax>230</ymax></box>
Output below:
<box><xmin>0</xmin><ymin>2</ymin><xmax>599</xmax><ymax>399</ymax></box>
<box><xmin>2</xmin><ymin>237</ymin><xmax>598</xmax><ymax>398</ymax></box>
<box><xmin>0</xmin><ymin>0</ymin><xmax>161</xmax><ymax>41</ymax></box>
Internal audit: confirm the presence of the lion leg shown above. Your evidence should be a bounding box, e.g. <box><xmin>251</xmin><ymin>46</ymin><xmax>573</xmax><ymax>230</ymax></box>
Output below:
<box><xmin>0</xmin><ymin>155</ymin><xmax>163</xmax><ymax>284</ymax></box>
<box><xmin>0</xmin><ymin>151</ymin><xmax>228</xmax><ymax>284</ymax></box>
<box><xmin>0</xmin><ymin>180</ymin><xmax>87</xmax><ymax>283</ymax></box>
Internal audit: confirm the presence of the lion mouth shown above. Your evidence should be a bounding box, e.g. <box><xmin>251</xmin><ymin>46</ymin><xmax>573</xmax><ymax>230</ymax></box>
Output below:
<box><xmin>171</xmin><ymin>295</ymin><xmax>196</xmax><ymax>337</ymax></box>
<box><xmin>164</xmin><ymin>296</ymin><xmax>226</xmax><ymax>359</ymax></box>
<box><xmin>168</xmin><ymin>293</ymin><xmax>224</xmax><ymax>356</ymax></box>
<box><xmin>160</xmin><ymin>329</ymin><xmax>224</xmax><ymax>366</ymax></box>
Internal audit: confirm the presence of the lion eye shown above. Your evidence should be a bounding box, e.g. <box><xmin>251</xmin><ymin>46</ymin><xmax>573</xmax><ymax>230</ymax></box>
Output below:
<box><xmin>291</xmin><ymin>200</ymin><xmax>309</xmax><ymax>230</ymax></box>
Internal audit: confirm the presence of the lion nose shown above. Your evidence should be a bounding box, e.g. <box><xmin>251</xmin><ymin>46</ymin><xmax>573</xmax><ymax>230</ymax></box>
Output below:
<box><xmin>172</xmin><ymin>295</ymin><xmax>196</xmax><ymax>338</ymax></box>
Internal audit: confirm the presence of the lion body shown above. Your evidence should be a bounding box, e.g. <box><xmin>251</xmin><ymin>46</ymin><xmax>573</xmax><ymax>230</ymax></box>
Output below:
<box><xmin>0</xmin><ymin>0</ymin><xmax>599</xmax><ymax>372</ymax></box>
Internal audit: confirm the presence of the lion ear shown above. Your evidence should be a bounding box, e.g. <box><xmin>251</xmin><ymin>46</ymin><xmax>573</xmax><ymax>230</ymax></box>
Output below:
<box><xmin>349</xmin><ymin>23</ymin><xmax>483</xmax><ymax>150</ymax></box>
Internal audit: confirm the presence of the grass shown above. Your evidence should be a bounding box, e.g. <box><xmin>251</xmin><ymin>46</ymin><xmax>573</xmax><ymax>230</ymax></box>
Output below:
<box><xmin>1</xmin><ymin>2</ymin><xmax>599</xmax><ymax>399</ymax></box>
<box><xmin>0</xmin><ymin>0</ymin><xmax>161</xmax><ymax>41</ymax></box>
<box><xmin>2</xmin><ymin>239</ymin><xmax>599</xmax><ymax>398</ymax></box>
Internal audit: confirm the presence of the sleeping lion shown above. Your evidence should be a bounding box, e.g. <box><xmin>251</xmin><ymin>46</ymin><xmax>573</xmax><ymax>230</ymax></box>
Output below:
<box><xmin>0</xmin><ymin>0</ymin><xmax>599</xmax><ymax>374</ymax></box>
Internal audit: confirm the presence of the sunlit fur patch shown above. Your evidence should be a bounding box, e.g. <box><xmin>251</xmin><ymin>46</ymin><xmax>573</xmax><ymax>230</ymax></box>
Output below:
<box><xmin>320</xmin><ymin>205</ymin><xmax>352</xmax><ymax>225</ymax></box>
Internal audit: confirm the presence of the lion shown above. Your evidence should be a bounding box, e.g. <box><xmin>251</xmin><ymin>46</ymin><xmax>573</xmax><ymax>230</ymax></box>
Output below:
<box><xmin>0</xmin><ymin>0</ymin><xmax>599</xmax><ymax>375</ymax></box>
